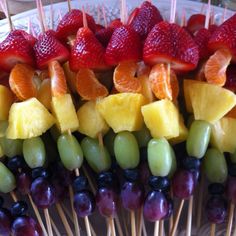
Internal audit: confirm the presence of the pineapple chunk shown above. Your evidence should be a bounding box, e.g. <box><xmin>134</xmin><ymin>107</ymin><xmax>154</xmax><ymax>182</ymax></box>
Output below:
<box><xmin>0</xmin><ymin>85</ymin><xmax>14</xmax><ymax>121</ymax></box>
<box><xmin>51</xmin><ymin>94</ymin><xmax>79</xmax><ymax>133</ymax></box>
<box><xmin>170</xmin><ymin>115</ymin><xmax>188</xmax><ymax>144</ymax></box>
<box><xmin>211</xmin><ymin>117</ymin><xmax>236</xmax><ymax>153</ymax></box>
<box><xmin>96</xmin><ymin>93</ymin><xmax>147</xmax><ymax>133</ymax></box>
<box><xmin>141</xmin><ymin>99</ymin><xmax>179</xmax><ymax>139</ymax></box>
<box><xmin>189</xmin><ymin>82</ymin><xmax>236</xmax><ymax>123</ymax></box>
<box><xmin>6</xmin><ymin>98</ymin><xmax>55</xmax><ymax>139</ymax></box>
<box><xmin>77</xmin><ymin>101</ymin><xmax>109</xmax><ymax>138</ymax></box>
<box><xmin>183</xmin><ymin>80</ymin><xmax>204</xmax><ymax>113</ymax></box>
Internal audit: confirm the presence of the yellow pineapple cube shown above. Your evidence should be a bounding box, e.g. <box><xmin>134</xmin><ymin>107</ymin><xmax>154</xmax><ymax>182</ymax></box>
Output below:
<box><xmin>183</xmin><ymin>80</ymin><xmax>204</xmax><ymax>113</ymax></box>
<box><xmin>96</xmin><ymin>93</ymin><xmax>147</xmax><ymax>133</ymax></box>
<box><xmin>51</xmin><ymin>94</ymin><xmax>79</xmax><ymax>133</ymax></box>
<box><xmin>189</xmin><ymin>82</ymin><xmax>236</xmax><ymax>123</ymax></box>
<box><xmin>77</xmin><ymin>101</ymin><xmax>109</xmax><ymax>138</ymax></box>
<box><xmin>211</xmin><ymin>117</ymin><xmax>236</xmax><ymax>153</ymax></box>
<box><xmin>169</xmin><ymin>115</ymin><xmax>188</xmax><ymax>144</ymax></box>
<box><xmin>6</xmin><ymin>98</ymin><xmax>55</xmax><ymax>139</ymax></box>
<box><xmin>0</xmin><ymin>85</ymin><xmax>14</xmax><ymax>121</ymax></box>
<box><xmin>141</xmin><ymin>99</ymin><xmax>179</xmax><ymax>139</ymax></box>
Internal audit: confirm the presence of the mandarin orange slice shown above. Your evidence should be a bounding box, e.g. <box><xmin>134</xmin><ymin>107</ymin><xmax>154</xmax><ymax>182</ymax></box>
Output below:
<box><xmin>49</xmin><ymin>60</ymin><xmax>68</xmax><ymax>97</ymax></box>
<box><xmin>9</xmin><ymin>63</ymin><xmax>37</xmax><ymax>101</ymax></box>
<box><xmin>225</xmin><ymin>106</ymin><xmax>236</xmax><ymax>119</ymax></box>
<box><xmin>205</xmin><ymin>49</ymin><xmax>232</xmax><ymax>86</ymax></box>
<box><xmin>76</xmin><ymin>68</ymin><xmax>108</xmax><ymax>100</ymax></box>
<box><xmin>149</xmin><ymin>64</ymin><xmax>179</xmax><ymax>100</ymax></box>
<box><xmin>113</xmin><ymin>62</ymin><xmax>142</xmax><ymax>93</ymax></box>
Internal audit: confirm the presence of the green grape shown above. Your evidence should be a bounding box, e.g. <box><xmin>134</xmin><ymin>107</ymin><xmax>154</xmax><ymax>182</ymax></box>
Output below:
<box><xmin>230</xmin><ymin>149</ymin><xmax>236</xmax><ymax>163</ymax></box>
<box><xmin>23</xmin><ymin>137</ymin><xmax>46</xmax><ymax>168</ymax></box>
<box><xmin>0</xmin><ymin>162</ymin><xmax>16</xmax><ymax>193</ymax></box>
<box><xmin>186</xmin><ymin>120</ymin><xmax>211</xmax><ymax>158</ymax></box>
<box><xmin>114</xmin><ymin>131</ymin><xmax>140</xmax><ymax>169</ymax></box>
<box><xmin>203</xmin><ymin>148</ymin><xmax>227</xmax><ymax>183</ymax></box>
<box><xmin>133</xmin><ymin>126</ymin><xmax>152</xmax><ymax>148</ymax></box>
<box><xmin>57</xmin><ymin>134</ymin><xmax>84</xmax><ymax>171</ymax></box>
<box><xmin>0</xmin><ymin>137</ymin><xmax>23</xmax><ymax>158</ymax></box>
<box><xmin>0</xmin><ymin>121</ymin><xmax>8</xmax><ymax>138</ymax></box>
<box><xmin>81</xmin><ymin>137</ymin><xmax>111</xmax><ymax>173</ymax></box>
<box><xmin>147</xmin><ymin>138</ymin><xmax>172</xmax><ymax>177</ymax></box>
<box><xmin>104</xmin><ymin>129</ymin><xmax>116</xmax><ymax>156</ymax></box>
<box><xmin>168</xmin><ymin>146</ymin><xmax>177</xmax><ymax>178</ymax></box>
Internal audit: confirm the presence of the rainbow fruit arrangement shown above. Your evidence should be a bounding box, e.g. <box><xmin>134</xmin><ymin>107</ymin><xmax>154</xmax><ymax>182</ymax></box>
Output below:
<box><xmin>1</xmin><ymin>0</ymin><xmax>236</xmax><ymax>235</ymax></box>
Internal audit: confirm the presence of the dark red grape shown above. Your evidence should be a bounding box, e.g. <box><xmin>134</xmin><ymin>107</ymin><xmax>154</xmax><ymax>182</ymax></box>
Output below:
<box><xmin>74</xmin><ymin>190</ymin><xmax>95</xmax><ymax>218</ymax></box>
<box><xmin>226</xmin><ymin>176</ymin><xmax>236</xmax><ymax>204</ymax></box>
<box><xmin>224</xmin><ymin>65</ymin><xmax>236</xmax><ymax>92</ymax></box>
<box><xmin>206</xmin><ymin>196</ymin><xmax>227</xmax><ymax>224</ymax></box>
<box><xmin>0</xmin><ymin>208</ymin><xmax>12</xmax><ymax>236</ymax></box>
<box><xmin>12</xmin><ymin>216</ymin><xmax>42</xmax><ymax>236</ymax></box>
<box><xmin>11</xmin><ymin>201</ymin><xmax>28</xmax><ymax>217</ymax></box>
<box><xmin>17</xmin><ymin>172</ymin><xmax>31</xmax><ymax>195</ymax></box>
<box><xmin>73</xmin><ymin>176</ymin><xmax>88</xmax><ymax>193</ymax></box>
<box><xmin>121</xmin><ymin>182</ymin><xmax>144</xmax><ymax>211</ymax></box>
<box><xmin>143</xmin><ymin>191</ymin><xmax>168</xmax><ymax>222</ymax></box>
<box><xmin>96</xmin><ymin>187</ymin><xmax>118</xmax><ymax>218</ymax></box>
<box><xmin>163</xmin><ymin>197</ymin><xmax>174</xmax><ymax>220</ymax></box>
<box><xmin>172</xmin><ymin>170</ymin><xmax>195</xmax><ymax>199</ymax></box>
<box><xmin>30</xmin><ymin>177</ymin><xmax>56</xmax><ymax>209</ymax></box>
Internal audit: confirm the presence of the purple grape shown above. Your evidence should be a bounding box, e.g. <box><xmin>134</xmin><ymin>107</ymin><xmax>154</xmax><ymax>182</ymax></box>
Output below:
<box><xmin>74</xmin><ymin>191</ymin><xmax>95</xmax><ymax>218</ymax></box>
<box><xmin>17</xmin><ymin>172</ymin><xmax>31</xmax><ymax>195</ymax></box>
<box><xmin>143</xmin><ymin>191</ymin><xmax>168</xmax><ymax>222</ymax></box>
<box><xmin>206</xmin><ymin>196</ymin><xmax>227</xmax><ymax>224</ymax></box>
<box><xmin>172</xmin><ymin>170</ymin><xmax>195</xmax><ymax>199</ymax></box>
<box><xmin>30</xmin><ymin>177</ymin><xmax>56</xmax><ymax>209</ymax></box>
<box><xmin>226</xmin><ymin>176</ymin><xmax>236</xmax><ymax>204</ymax></box>
<box><xmin>96</xmin><ymin>187</ymin><xmax>118</xmax><ymax>218</ymax></box>
<box><xmin>163</xmin><ymin>197</ymin><xmax>174</xmax><ymax>220</ymax></box>
<box><xmin>12</xmin><ymin>216</ymin><xmax>42</xmax><ymax>236</ymax></box>
<box><xmin>0</xmin><ymin>208</ymin><xmax>12</xmax><ymax>236</ymax></box>
<box><xmin>121</xmin><ymin>182</ymin><xmax>144</xmax><ymax>210</ymax></box>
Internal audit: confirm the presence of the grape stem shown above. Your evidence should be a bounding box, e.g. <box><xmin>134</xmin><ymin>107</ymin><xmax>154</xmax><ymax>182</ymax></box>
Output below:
<box><xmin>186</xmin><ymin>196</ymin><xmax>193</xmax><ymax>236</ymax></box>
<box><xmin>226</xmin><ymin>202</ymin><xmax>235</xmax><ymax>236</ymax></box>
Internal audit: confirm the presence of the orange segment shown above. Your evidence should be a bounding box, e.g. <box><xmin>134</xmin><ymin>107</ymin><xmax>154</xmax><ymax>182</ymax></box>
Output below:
<box><xmin>113</xmin><ymin>62</ymin><xmax>142</xmax><ymax>93</ymax></box>
<box><xmin>9</xmin><ymin>63</ymin><xmax>37</xmax><ymax>101</ymax></box>
<box><xmin>37</xmin><ymin>79</ymin><xmax>52</xmax><ymax>110</ymax></box>
<box><xmin>225</xmin><ymin>106</ymin><xmax>236</xmax><ymax>119</ymax></box>
<box><xmin>49</xmin><ymin>61</ymin><xmax>68</xmax><ymax>97</ymax></box>
<box><xmin>76</xmin><ymin>69</ymin><xmax>108</xmax><ymax>100</ymax></box>
<box><xmin>205</xmin><ymin>49</ymin><xmax>232</xmax><ymax>86</ymax></box>
<box><xmin>149</xmin><ymin>64</ymin><xmax>179</xmax><ymax>100</ymax></box>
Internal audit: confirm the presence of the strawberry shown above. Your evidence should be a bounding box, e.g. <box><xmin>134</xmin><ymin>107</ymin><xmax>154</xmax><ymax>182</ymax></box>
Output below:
<box><xmin>56</xmin><ymin>9</ymin><xmax>96</xmax><ymax>41</ymax></box>
<box><xmin>187</xmin><ymin>14</ymin><xmax>206</xmax><ymax>34</ymax></box>
<box><xmin>95</xmin><ymin>24</ymin><xmax>105</xmax><ymax>32</ymax></box>
<box><xmin>105</xmin><ymin>25</ymin><xmax>142</xmax><ymax>66</ymax></box>
<box><xmin>34</xmin><ymin>31</ymin><xmax>70</xmax><ymax>69</ymax></box>
<box><xmin>129</xmin><ymin>1</ymin><xmax>163</xmax><ymax>40</ymax></box>
<box><xmin>208</xmin><ymin>14</ymin><xmax>236</xmax><ymax>61</ymax></box>
<box><xmin>194</xmin><ymin>28</ymin><xmax>212</xmax><ymax>59</ymax></box>
<box><xmin>0</xmin><ymin>31</ymin><xmax>35</xmax><ymax>72</ymax></box>
<box><xmin>95</xmin><ymin>27</ymin><xmax>114</xmax><ymax>47</ymax></box>
<box><xmin>143</xmin><ymin>21</ymin><xmax>199</xmax><ymax>72</ymax></box>
<box><xmin>109</xmin><ymin>18</ymin><xmax>123</xmax><ymax>28</ymax></box>
<box><xmin>10</xmin><ymin>30</ymin><xmax>37</xmax><ymax>47</ymax></box>
<box><xmin>69</xmin><ymin>27</ymin><xmax>107</xmax><ymax>71</ymax></box>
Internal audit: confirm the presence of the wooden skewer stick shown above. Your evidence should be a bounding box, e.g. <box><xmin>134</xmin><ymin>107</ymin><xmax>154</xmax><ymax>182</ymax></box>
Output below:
<box><xmin>130</xmin><ymin>210</ymin><xmax>136</xmax><ymax>236</ymax></box>
<box><xmin>196</xmin><ymin>175</ymin><xmax>204</xmax><ymax>228</ymax></box>
<box><xmin>50</xmin><ymin>216</ymin><xmax>61</xmax><ymax>236</ymax></box>
<box><xmin>226</xmin><ymin>202</ymin><xmax>235</xmax><ymax>236</ymax></box>
<box><xmin>44</xmin><ymin>209</ymin><xmax>53</xmax><ymax>236</ymax></box>
<box><xmin>61</xmin><ymin>202</ymin><xmax>74</xmax><ymax>223</ymax></box>
<box><xmin>82</xmin><ymin>166</ymin><xmax>96</xmax><ymax>194</ymax></box>
<box><xmin>49</xmin><ymin>0</ymin><xmax>54</xmax><ymax>30</ymax></box>
<box><xmin>3</xmin><ymin>0</ymin><xmax>13</xmax><ymax>31</ymax></box>
<box><xmin>170</xmin><ymin>199</ymin><xmax>185</xmax><ymax>236</ymax></box>
<box><xmin>210</xmin><ymin>223</ymin><xmax>216</xmax><ymax>236</ymax></box>
<box><xmin>10</xmin><ymin>191</ymin><xmax>18</xmax><ymax>202</ymax></box>
<box><xmin>115</xmin><ymin>215</ymin><xmax>124</xmax><ymax>236</ymax></box>
<box><xmin>109</xmin><ymin>217</ymin><xmax>116</xmax><ymax>236</ymax></box>
<box><xmin>154</xmin><ymin>220</ymin><xmax>159</xmax><ymax>236</ymax></box>
<box><xmin>159</xmin><ymin>220</ymin><xmax>164</xmax><ymax>236</ymax></box>
<box><xmin>186</xmin><ymin>196</ymin><xmax>193</xmax><ymax>236</ymax></box>
<box><xmin>137</xmin><ymin>207</ymin><xmax>143</xmax><ymax>236</ymax></box>
<box><xmin>142</xmin><ymin>217</ymin><xmax>148</xmax><ymax>236</ymax></box>
<box><xmin>67</xmin><ymin>0</ymin><xmax>71</xmax><ymax>12</ymax></box>
<box><xmin>204</xmin><ymin>0</ymin><xmax>211</xmax><ymax>29</ymax></box>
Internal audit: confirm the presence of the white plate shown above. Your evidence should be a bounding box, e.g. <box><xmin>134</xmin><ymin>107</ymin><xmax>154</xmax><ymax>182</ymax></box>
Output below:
<box><xmin>0</xmin><ymin>0</ymin><xmax>235</xmax><ymax>41</ymax></box>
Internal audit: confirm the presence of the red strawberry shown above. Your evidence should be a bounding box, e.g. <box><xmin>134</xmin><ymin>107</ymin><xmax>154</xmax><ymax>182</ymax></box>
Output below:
<box><xmin>95</xmin><ymin>27</ymin><xmax>114</xmax><ymax>47</ymax></box>
<box><xmin>208</xmin><ymin>14</ymin><xmax>236</xmax><ymax>61</ymax></box>
<box><xmin>109</xmin><ymin>19</ymin><xmax>123</xmax><ymax>28</ymax></box>
<box><xmin>187</xmin><ymin>14</ymin><xmax>206</xmax><ymax>34</ymax></box>
<box><xmin>224</xmin><ymin>64</ymin><xmax>236</xmax><ymax>92</ymax></box>
<box><xmin>129</xmin><ymin>1</ymin><xmax>163</xmax><ymax>40</ymax></box>
<box><xmin>0</xmin><ymin>31</ymin><xmax>35</xmax><ymax>72</ymax></box>
<box><xmin>34</xmin><ymin>31</ymin><xmax>70</xmax><ymax>69</ymax></box>
<box><xmin>56</xmin><ymin>9</ymin><xmax>96</xmax><ymax>40</ymax></box>
<box><xmin>105</xmin><ymin>25</ymin><xmax>142</xmax><ymax>66</ymax></box>
<box><xmin>127</xmin><ymin>7</ymin><xmax>140</xmax><ymax>24</ymax></box>
<box><xmin>10</xmin><ymin>30</ymin><xmax>37</xmax><ymax>47</ymax></box>
<box><xmin>143</xmin><ymin>21</ymin><xmax>199</xmax><ymax>72</ymax></box>
<box><xmin>69</xmin><ymin>27</ymin><xmax>107</xmax><ymax>71</ymax></box>
<box><xmin>194</xmin><ymin>28</ymin><xmax>212</xmax><ymax>59</ymax></box>
<box><xmin>95</xmin><ymin>24</ymin><xmax>105</xmax><ymax>32</ymax></box>
<box><xmin>209</xmin><ymin>24</ymin><xmax>219</xmax><ymax>34</ymax></box>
